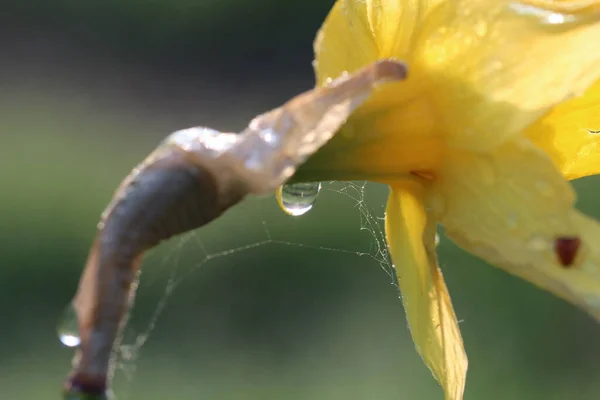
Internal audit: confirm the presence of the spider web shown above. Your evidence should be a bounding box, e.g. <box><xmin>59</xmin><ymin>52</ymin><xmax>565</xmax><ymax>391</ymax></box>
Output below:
<box><xmin>109</xmin><ymin>181</ymin><xmax>398</xmax><ymax>399</ymax></box>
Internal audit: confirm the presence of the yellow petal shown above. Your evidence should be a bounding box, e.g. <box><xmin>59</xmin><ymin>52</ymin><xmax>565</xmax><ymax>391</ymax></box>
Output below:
<box><xmin>385</xmin><ymin>181</ymin><xmax>467</xmax><ymax>400</ymax></box>
<box><xmin>416</xmin><ymin>0</ymin><xmax>600</xmax><ymax>151</ymax></box>
<box><xmin>313</xmin><ymin>0</ymin><xmax>379</xmax><ymax>87</ymax></box>
<box><xmin>313</xmin><ymin>0</ymin><xmax>446</xmax><ymax>85</ymax></box>
<box><xmin>436</xmin><ymin>137</ymin><xmax>600</xmax><ymax>320</ymax></box>
<box><xmin>526</xmin><ymin>79</ymin><xmax>600</xmax><ymax>180</ymax></box>
<box><xmin>361</xmin><ymin>0</ymin><xmax>421</xmax><ymax>60</ymax></box>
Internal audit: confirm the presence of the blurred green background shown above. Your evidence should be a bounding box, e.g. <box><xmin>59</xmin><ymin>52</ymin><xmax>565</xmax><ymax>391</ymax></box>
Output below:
<box><xmin>2</xmin><ymin>1</ymin><xmax>600</xmax><ymax>399</ymax></box>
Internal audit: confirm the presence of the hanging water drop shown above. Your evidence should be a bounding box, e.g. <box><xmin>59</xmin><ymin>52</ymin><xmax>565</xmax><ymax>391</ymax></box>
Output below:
<box><xmin>277</xmin><ymin>182</ymin><xmax>321</xmax><ymax>216</ymax></box>
<box><xmin>57</xmin><ymin>303</ymin><xmax>81</xmax><ymax>348</ymax></box>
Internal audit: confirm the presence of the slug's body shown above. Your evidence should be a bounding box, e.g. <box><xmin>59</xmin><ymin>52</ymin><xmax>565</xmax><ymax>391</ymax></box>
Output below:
<box><xmin>65</xmin><ymin>144</ymin><xmax>248</xmax><ymax>394</ymax></box>
<box><xmin>62</xmin><ymin>60</ymin><xmax>407</xmax><ymax>398</ymax></box>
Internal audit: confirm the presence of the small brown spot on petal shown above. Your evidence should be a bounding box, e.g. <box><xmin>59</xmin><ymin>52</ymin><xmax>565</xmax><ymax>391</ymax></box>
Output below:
<box><xmin>555</xmin><ymin>236</ymin><xmax>581</xmax><ymax>267</ymax></box>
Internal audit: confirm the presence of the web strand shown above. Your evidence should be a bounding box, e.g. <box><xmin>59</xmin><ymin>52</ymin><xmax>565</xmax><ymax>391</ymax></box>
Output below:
<box><xmin>110</xmin><ymin>181</ymin><xmax>395</xmax><ymax>399</ymax></box>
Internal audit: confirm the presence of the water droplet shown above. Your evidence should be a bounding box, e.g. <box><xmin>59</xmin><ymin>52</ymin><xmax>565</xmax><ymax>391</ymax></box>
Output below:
<box><xmin>527</xmin><ymin>235</ymin><xmax>548</xmax><ymax>251</ymax></box>
<box><xmin>428</xmin><ymin>193</ymin><xmax>446</xmax><ymax>218</ymax></box>
<box><xmin>482</xmin><ymin>59</ymin><xmax>503</xmax><ymax>76</ymax></box>
<box><xmin>258</xmin><ymin>128</ymin><xmax>280</xmax><ymax>147</ymax></box>
<box><xmin>584</xmin><ymin>294</ymin><xmax>600</xmax><ymax>309</ymax></box>
<box><xmin>435</xmin><ymin>26</ymin><xmax>448</xmax><ymax>38</ymax></box>
<box><xmin>277</xmin><ymin>182</ymin><xmax>321</xmax><ymax>216</ymax></box>
<box><xmin>474</xmin><ymin>20</ymin><xmax>488</xmax><ymax>37</ymax></box>
<box><xmin>57</xmin><ymin>303</ymin><xmax>81</xmax><ymax>348</ymax></box>
<box><xmin>508</xmin><ymin>3</ymin><xmax>584</xmax><ymax>30</ymax></box>
<box><xmin>506</xmin><ymin>214</ymin><xmax>518</xmax><ymax>230</ymax></box>
<box><xmin>475</xmin><ymin>157</ymin><xmax>495</xmax><ymax>186</ymax></box>
<box><xmin>535</xmin><ymin>181</ymin><xmax>553</xmax><ymax>197</ymax></box>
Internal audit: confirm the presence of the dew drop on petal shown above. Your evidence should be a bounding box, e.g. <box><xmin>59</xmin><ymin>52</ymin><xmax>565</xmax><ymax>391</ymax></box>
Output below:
<box><xmin>506</xmin><ymin>214</ymin><xmax>518</xmax><ymax>230</ymax></box>
<box><xmin>428</xmin><ymin>192</ymin><xmax>446</xmax><ymax>218</ymax></box>
<box><xmin>535</xmin><ymin>181</ymin><xmax>554</xmax><ymax>197</ymax></box>
<box><xmin>481</xmin><ymin>170</ymin><xmax>495</xmax><ymax>186</ymax></box>
<box><xmin>258</xmin><ymin>128</ymin><xmax>281</xmax><ymax>147</ymax></box>
<box><xmin>474</xmin><ymin>20</ymin><xmax>488</xmax><ymax>37</ymax></box>
<box><xmin>57</xmin><ymin>303</ymin><xmax>81</xmax><ymax>348</ymax></box>
<box><xmin>277</xmin><ymin>182</ymin><xmax>321</xmax><ymax>216</ymax></box>
<box><xmin>527</xmin><ymin>235</ymin><xmax>549</xmax><ymax>252</ymax></box>
<box><xmin>468</xmin><ymin>155</ymin><xmax>496</xmax><ymax>186</ymax></box>
<box><xmin>508</xmin><ymin>2</ymin><xmax>586</xmax><ymax>30</ymax></box>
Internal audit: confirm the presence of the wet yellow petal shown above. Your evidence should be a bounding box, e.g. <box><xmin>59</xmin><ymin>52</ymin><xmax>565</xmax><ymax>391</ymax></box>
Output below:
<box><xmin>416</xmin><ymin>0</ymin><xmax>600</xmax><ymax>151</ymax></box>
<box><xmin>313</xmin><ymin>0</ymin><xmax>445</xmax><ymax>85</ymax></box>
<box><xmin>526</xmin><ymin>79</ymin><xmax>600</xmax><ymax>180</ymax></box>
<box><xmin>436</xmin><ymin>137</ymin><xmax>600</xmax><ymax>320</ymax></box>
<box><xmin>386</xmin><ymin>181</ymin><xmax>467</xmax><ymax>400</ymax></box>
<box><xmin>313</xmin><ymin>0</ymin><xmax>379</xmax><ymax>87</ymax></box>
<box><xmin>362</xmin><ymin>0</ymin><xmax>421</xmax><ymax>60</ymax></box>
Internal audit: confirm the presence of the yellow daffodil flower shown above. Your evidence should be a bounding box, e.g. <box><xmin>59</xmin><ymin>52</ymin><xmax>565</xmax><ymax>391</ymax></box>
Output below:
<box><xmin>286</xmin><ymin>1</ymin><xmax>600</xmax><ymax>399</ymax></box>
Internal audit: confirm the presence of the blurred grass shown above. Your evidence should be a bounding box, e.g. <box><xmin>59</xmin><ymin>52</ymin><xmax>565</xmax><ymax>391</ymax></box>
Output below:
<box><xmin>2</xmin><ymin>1</ymin><xmax>600</xmax><ymax>399</ymax></box>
